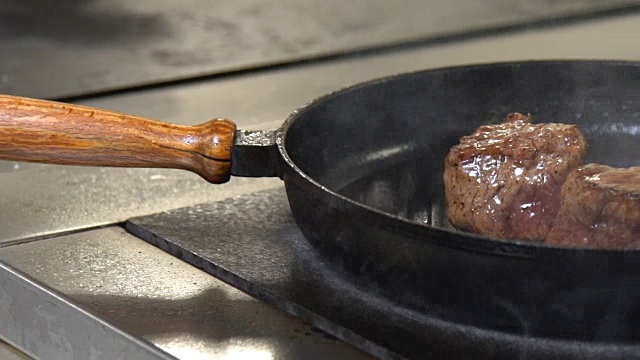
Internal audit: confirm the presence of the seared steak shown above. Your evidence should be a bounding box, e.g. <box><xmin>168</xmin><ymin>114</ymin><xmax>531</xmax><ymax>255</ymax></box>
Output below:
<box><xmin>546</xmin><ymin>164</ymin><xmax>640</xmax><ymax>248</ymax></box>
<box><xmin>444</xmin><ymin>113</ymin><xmax>587</xmax><ymax>241</ymax></box>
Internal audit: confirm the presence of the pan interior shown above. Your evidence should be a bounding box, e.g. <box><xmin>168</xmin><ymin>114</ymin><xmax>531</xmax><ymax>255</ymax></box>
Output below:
<box><xmin>284</xmin><ymin>61</ymin><xmax>640</xmax><ymax>230</ymax></box>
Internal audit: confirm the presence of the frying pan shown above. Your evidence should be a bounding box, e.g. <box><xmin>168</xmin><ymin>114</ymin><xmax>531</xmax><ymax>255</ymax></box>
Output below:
<box><xmin>0</xmin><ymin>60</ymin><xmax>639</xmax><ymax>344</ymax></box>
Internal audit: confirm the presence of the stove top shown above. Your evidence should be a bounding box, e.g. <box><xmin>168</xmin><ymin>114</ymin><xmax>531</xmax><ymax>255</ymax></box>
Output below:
<box><xmin>126</xmin><ymin>188</ymin><xmax>640</xmax><ymax>359</ymax></box>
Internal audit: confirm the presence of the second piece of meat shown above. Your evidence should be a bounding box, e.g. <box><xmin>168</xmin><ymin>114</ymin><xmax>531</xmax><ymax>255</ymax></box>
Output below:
<box><xmin>444</xmin><ymin>113</ymin><xmax>587</xmax><ymax>241</ymax></box>
<box><xmin>546</xmin><ymin>164</ymin><xmax>640</xmax><ymax>249</ymax></box>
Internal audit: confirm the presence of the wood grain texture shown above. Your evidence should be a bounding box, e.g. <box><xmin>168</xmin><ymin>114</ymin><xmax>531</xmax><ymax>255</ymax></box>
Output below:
<box><xmin>0</xmin><ymin>95</ymin><xmax>237</xmax><ymax>183</ymax></box>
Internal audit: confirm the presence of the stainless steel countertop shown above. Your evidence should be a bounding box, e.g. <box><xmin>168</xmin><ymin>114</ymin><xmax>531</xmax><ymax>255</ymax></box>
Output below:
<box><xmin>0</xmin><ymin>12</ymin><xmax>639</xmax><ymax>360</ymax></box>
<box><xmin>2</xmin><ymin>0</ymin><xmax>636</xmax><ymax>99</ymax></box>
<box><xmin>0</xmin><ymin>227</ymin><xmax>367</xmax><ymax>359</ymax></box>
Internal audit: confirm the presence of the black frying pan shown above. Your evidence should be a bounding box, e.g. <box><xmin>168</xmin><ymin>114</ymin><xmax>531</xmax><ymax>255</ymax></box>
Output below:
<box><xmin>0</xmin><ymin>60</ymin><xmax>638</xmax><ymax>344</ymax></box>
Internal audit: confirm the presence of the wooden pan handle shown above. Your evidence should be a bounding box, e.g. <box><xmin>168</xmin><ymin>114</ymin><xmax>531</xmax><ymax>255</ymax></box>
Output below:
<box><xmin>0</xmin><ymin>95</ymin><xmax>236</xmax><ymax>183</ymax></box>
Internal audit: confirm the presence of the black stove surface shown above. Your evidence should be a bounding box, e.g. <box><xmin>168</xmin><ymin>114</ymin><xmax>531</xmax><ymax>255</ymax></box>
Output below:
<box><xmin>126</xmin><ymin>188</ymin><xmax>640</xmax><ymax>359</ymax></box>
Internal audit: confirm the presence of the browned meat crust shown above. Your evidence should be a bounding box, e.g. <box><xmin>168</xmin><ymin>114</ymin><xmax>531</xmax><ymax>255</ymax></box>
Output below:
<box><xmin>444</xmin><ymin>113</ymin><xmax>587</xmax><ymax>241</ymax></box>
<box><xmin>546</xmin><ymin>164</ymin><xmax>640</xmax><ymax>248</ymax></box>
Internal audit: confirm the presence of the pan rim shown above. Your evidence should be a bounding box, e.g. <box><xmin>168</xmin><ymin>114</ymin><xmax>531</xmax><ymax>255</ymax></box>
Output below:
<box><xmin>275</xmin><ymin>59</ymin><xmax>640</xmax><ymax>255</ymax></box>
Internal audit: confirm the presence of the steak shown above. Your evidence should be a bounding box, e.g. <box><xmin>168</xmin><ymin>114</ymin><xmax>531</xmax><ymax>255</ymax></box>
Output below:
<box><xmin>444</xmin><ymin>113</ymin><xmax>587</xmax><ymax>241</ymax></box>
<box><xmin>546</xmin><ymin>164</ymin><xmax>640</xmax><ymax>248</ymax></box>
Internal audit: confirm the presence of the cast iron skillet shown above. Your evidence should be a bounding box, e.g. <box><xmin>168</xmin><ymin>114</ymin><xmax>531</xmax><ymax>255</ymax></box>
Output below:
<box><xmin>0</xmin><ymin>60</ymin><xmax>639</xmax><ymax>346</ymax></box>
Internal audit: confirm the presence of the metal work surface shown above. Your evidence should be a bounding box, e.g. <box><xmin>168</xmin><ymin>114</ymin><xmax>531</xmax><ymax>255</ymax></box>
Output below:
<box><xmin>0</xmin><ymin>227</ymin><xmax>369</xmax><ymax>360</ymax></box>
<box><xmin>125</xmin><ymin>188</ymin><xmax>640</xmax><ymax>359</ymax></box>
<box><xmin>0</xmin><ymin>13</ymin><xmax>638</xmax><ymax>244</ymax></box>
<box><xmin>2</xmin><ymin>0</ymin><xmax>638</xmax><ymax>99</ymax></box>
<box><xmin>0</xmin><ymin>167</ymin><xmax>280</xmax><ymax>244</ymax></box>
<box><xmin>0</xmin><ymin>256</ymin><xmax>177</xmax><ymax>360</ymax></box>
